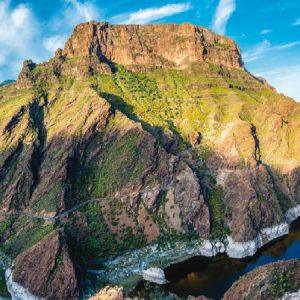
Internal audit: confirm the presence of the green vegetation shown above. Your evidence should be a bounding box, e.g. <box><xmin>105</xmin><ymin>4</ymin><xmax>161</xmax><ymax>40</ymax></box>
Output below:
<box><xmin>79</xmin><ymin>125</ymin><xmax>149</xmax><ymax>198</ymax></box>
<box><xmin>121</xmin><ymin>227</ymin><xmax>147</xmax><ymax>253</ymax></box>
<box><xmin>213</xmin><ymin>42</ymin><xmax>233</xmax><ymax>50</ymax></box>
<box><xmin>0</xmin><ymin>219</ymin><xmax>13</xmax><ymax>238</ymax></box>
<box><xmin>135</xmin><ymin>281</ymin><xmax>183</xmax><ymax>300</ymax></box>
<box><xmin>0</xmin><ymin>218</ymin><xmax>55</xmax><ymax>258</ymax></box>
<box><xmin>156</xmin><ymin>225</ymin><xmax>199</xmax><ymax>250</ymax></box>
<box><xmin>269</xmin><ymin>266</ymin><xmax>299</xmax><ymax>298</ymax></box>
<box><xmin>209</xmin><ymin>182</ymin><xmax>231</xmax><ymax>241</ymax></box>
<box><xmin>0</xmin><ymin>269</ymin><xmax>8</xmax><ymax>297</ymax></box>
<box><xmin>66</xmin><ymin>201</ymin><xmax>147</xmax><ymax>267</ymax></box>
<box><xmin>67</xmin><ymin>202</ymin><xmax>119</xmax><ymax>266</ymax></box>
<box><xmin>0</xmin><ymin>55</ymin><xmax>298</xmax><ymax>274</ymax></box>
<box><xmin>191</xmin><ymin>148</ymin><xmax>231</xmax><ymax>241</ymax></box>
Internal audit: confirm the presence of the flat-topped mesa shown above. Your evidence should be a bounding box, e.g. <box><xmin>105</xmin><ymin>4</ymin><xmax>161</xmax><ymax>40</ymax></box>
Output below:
<box><xmin>64</xmin><ymin>21</ymin><xmax>243</xmax><ymax>69</ymax></box>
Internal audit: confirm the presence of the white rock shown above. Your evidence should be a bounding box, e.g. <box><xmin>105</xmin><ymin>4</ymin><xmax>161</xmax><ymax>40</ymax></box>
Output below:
<box><xmin>142</xmin><ymin>267</ymin><xmax>167</xmax><ymax>284</ymax></box>
<box><xmin>281</xmin><ymin>289</ymin><xmax>300</xmax><ymax>300</ymax></box>
<box><xmin>5</xmin><ymin>268</ymin><xmax>42</xmax><ymax>300</ymax></box>
<box><xmin>286</xmin><ymin>205</ymin><xmax>300</xmax><ymax>223</ymax></box>
<box><xmin>225</xmin><ymin>206</ymin><xmax>300</xmax><ymax>259</ymax></box>
<box><xmin>198</xmin><ymin>240</ymin><xmax>215</xmax><ymax>256</ymax></box>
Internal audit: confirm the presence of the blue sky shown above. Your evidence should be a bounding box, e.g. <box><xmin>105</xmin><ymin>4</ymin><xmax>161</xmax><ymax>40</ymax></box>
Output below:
<box><xmin>1</xmin><ymin>0</ymin><xmax>300</xmax><ymax>100</ymax></box>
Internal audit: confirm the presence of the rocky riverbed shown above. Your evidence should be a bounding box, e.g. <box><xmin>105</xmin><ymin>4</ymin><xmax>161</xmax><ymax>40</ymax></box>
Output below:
<box><xmin>91</xmin><ymin>206</ymin><xmax>300</xmax><ymax>287</ymax></box>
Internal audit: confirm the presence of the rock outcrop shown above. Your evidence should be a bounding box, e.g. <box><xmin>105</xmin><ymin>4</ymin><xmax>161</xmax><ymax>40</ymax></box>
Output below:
<box><xmin>1</xmin><ymin>20</ymin><xmax>300</xmax><ymax>299</ymax></box>
<box><xmin>89</xmin><ymin>286</ymin><xmax>127</xmax><ymax>300</ymax></box>
<box><xmin>282</xmin><ymin>290</ymin><xmax>300</xmax><ymax>300</ymax></box>
<box><xmin>8</xmin><ymin>230</ymin><xmax>79</xmax><ymax>299</ymax></box>
<box><xmin>222</xmin><ymin>259</ymin><xmax>300</xmax><ymax>300</ymax></box>
<box><xmin>64</xmin><ymin>22</ymin><xmax>243</xmax><ymax>69</ymax></box>
<box><xmin>142</xmin><ymin>267</ymin><xmax>167</xmax><ymax>284</ymax></box>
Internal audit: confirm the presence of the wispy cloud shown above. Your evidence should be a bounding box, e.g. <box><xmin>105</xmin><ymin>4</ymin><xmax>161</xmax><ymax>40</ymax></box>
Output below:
<box><xmin>243</xmin><ymin>40</ymin><xmax>271</xmax><ymax>62</ymax></box>
<box><xmin>212</xmin><ymin>0</ymin><xmax>236</xmax><ymax>34</ymax></box>
<box><xmin>255</xmin><ymin>65</ymin><xmax>300</xmax><ymax>101</ymax></box>
<box><xmin>260</xmin><ymin>29</ymin><xmax>272</xmax><ymax>35</ymax></box>
<box><xmin>43</xmin><ymin>0</ymin><xmax>101</xmax><ymax>56</ymax></box>
<box><xmin>0</xmin><ymin>0</ymin><xmax>43</xmax><ymax>81</ymax></box>
<box><xmin>52</xmin><ymin>0</ymin><xmax>101</xmax><ymax>30</ymax></box>
<box><xmin>243</xmin><ymin>40</ymin><xmax>300</xmax><ymax>63</ymax></box>
<box><xmin>293</xmin><ymin>18</ymin><xmax>300</xmax><ymax>26</ymax></box>
<box><xmin>43</xmin><ymin>35</ymin><xmax>68</xmax><ymax>53</ymax></box>
<box><xmin>272</xmin><ymin>41</ymin><xmax>300</xmax><ymax>50</ymax></box>
<box><xmin>0</xmin><ymin>0</ymin><xmax>103</xmax><ymax>81</ymax></box>
<box><xmin>110</xmin><ymin>3</ymin><xmax>191</xmax><ymax>24</ymax></box>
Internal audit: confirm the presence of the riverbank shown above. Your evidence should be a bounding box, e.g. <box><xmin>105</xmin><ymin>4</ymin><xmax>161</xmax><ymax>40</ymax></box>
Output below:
<box><xmin>164</xmin><ymin>217</ymin><xmax>300</xmax><ymax>299</ymax></box>
<box><xmin>4</xmin><ymin>206</ymin><xmax>300</xmax><ymax>299</ymax></box>
<box><xmin>101</xmin><ymin>205</ymin><xmax>300</xmax><ymax>286</ymax></box>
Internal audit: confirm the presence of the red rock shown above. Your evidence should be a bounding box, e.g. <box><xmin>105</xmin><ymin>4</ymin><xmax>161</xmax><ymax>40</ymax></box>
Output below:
<box><xmin>12</xmin><ymin>230</ymin><xmax>79</xmax><ymax>299</ymax></box>
<box><xmin>64</xmin><ymin>22</ymin><xmax>243</xmax><ymax>69</ymax></box>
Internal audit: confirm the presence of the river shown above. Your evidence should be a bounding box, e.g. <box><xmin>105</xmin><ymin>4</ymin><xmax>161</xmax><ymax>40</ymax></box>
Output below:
<box><xmin>162</xmin><ymin>217</ymin><xmax>300</xmax><ymax>299</ymax></box>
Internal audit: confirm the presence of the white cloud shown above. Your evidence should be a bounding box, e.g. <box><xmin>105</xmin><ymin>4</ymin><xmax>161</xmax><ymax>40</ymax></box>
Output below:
<box><xmin>255</xmin><ymin>65</ymin><xmax>300</xmax><ymax>101</ymax></box>
<box><xmin>212</xmin><ymin>0</ymin><xmax>236</xmax><ymax>34</ymax></box>
<box><xmin>0</xmin><ymin>0</ymin><xmax>43</xmax><ymax>82</ymax></box>
<box><xmin>43</xmin><ymin>35</ymin><xmax>68</xmax><ymax>53</ymax></box>
<box><xmin>110</xmin><ymin>3</ymin><xmax>191</xmax><ymax>24</ymax></box>
<box><xmin>293</xmin><ymin>18</ymin><xmax>300</xmax><ymax>26</ymax></box>
<box><xmin>272</xmin><ymin>41</ymin><xmax>300</xmax><ymax>50</ymax></box>
<box><xmin>63</xmin><ymin>0</ymin><xmax>100</xmax><ymax>27</ymax></box>
<box><xmin>243</xmin><ymin>40</ymin><xmax>300</xmax><ymax>63</ymax></box>
<box><xmin>243</xmin><ymin>40</ymin><xmax>271</xmax><ymax>62</ymax></box>
<box><xmin>0</xmin><ymin>0</ymin><xmax>102</xmax><ymax>82</ymax></box>
<box><xmin>260</xmin><ymin>29</ymin><xmax>272</xmax><ymax>35</ymax></box>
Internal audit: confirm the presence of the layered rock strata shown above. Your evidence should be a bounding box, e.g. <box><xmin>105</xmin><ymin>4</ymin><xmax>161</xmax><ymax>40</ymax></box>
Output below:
<box><xmin>64</xmin><ymin>22</ymin><xmax>243</xmax><ymax>69</ymax></box>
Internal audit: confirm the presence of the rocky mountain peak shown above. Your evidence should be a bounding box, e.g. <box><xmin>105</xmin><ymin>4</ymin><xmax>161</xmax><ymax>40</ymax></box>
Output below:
<box><xmin>63</xmin><ymin>21</ymin><xmax>243</xmax><ymax>69</ymax></box>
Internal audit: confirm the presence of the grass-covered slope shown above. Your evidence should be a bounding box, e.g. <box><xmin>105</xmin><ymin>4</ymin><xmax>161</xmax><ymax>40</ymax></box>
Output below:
<box><xmin>0</xmin><ymin>37</ymin><xmax>300</xmax><ymax>298</ymax></box>
<box><xmin>0</xmin><ymin>59</ymin><xmax>299</xmax><ymax>259</ymax></box>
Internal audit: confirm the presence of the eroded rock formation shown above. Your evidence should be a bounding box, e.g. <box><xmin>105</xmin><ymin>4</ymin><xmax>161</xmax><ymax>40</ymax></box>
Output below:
<box><xmin>64</xmin><ymin>22</ymin><xmax>243</xmax><ymax>69</ymax></box>
<box><xmin>0</xmin><ymin>21</ymin><xmax>299</xmax><ymax>299</ymax></box>
<box><xmin>9</xmin><ymin>230</ymin><xmax>79</xmax><ymax>299</ymax></box>
<box><xmin>222</xmin><ymin>259</ymin><xmax>300</xmax><ymax>300</ymax></box>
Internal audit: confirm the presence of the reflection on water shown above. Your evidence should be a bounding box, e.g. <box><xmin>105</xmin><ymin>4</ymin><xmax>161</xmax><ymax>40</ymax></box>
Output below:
<box><xmin>164</xmin><ymin>218</ymin><xmax>300</xmax><ymax>300</ymax></box>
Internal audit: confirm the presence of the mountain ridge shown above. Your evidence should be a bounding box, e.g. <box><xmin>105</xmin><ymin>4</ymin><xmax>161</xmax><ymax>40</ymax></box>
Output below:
<box><xmin>0</xmin><ymin>80</ymin><xmax>15</xmax><ymax>87</ymax></box>
<box><xmin>64</xmin><ymin>21</ymin><xmax>243</xmax><ymax>68</ymax></box>
<box><xmin>0</xmin><ymin>21</ymin><xmax>299</xmax><ymax>299</ymax></box>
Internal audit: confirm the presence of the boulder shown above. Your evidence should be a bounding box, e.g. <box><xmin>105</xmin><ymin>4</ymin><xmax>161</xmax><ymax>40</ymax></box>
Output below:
<box><xmin>142</xmin><ymin>267</ymin><xmax>168</xmax><ymax>284</ymax></box>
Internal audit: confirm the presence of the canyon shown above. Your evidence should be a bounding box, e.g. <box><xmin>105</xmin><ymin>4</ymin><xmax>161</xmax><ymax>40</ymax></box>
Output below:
<box><xmin>0</xmin><ymin>22</ymin><xmax>299</xmax><ymax>299</ymax></box>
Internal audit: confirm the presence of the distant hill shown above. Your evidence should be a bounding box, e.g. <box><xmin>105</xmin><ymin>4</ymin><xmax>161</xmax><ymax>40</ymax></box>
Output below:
<box><xmin>0</xmin><ymin>80</ymin><xmax>15</xmax><ymax>87</ymax></box>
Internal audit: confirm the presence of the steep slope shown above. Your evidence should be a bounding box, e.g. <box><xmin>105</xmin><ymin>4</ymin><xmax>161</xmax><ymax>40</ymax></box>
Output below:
<box><xmin>223</xmin><ymin>259</ymin><xmax>300</xmax><ymax>300</ymax></box>
<box><xmin>0</xmin><ymin>22</ymin><xmax>299</xmax><ymax>298</ymax></box>
<box><xmin>64</xmin><ymin>22</ymin><xmax>242</xmax><ymax>69</ymax></box>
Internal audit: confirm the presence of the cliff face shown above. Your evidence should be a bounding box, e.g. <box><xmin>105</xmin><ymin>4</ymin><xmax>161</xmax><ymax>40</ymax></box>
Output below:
<box><xmin>223</xmin><ymin>260</ymin><xmax>300</xmax><ymax>300</ymax></box>
<box><xmin>11</xmin><ymin>231</ymin><xmax>78</xmax><ymax>299</ymax></box>
<box><xmin>0</xmin><ymin>21</ymin><xmax>300</xmax><ymax>299</ymax></box>
<box><xmin>64</xmin><ymin>22</ymin><xmax>243</xmax><ymax>69</ymax></box>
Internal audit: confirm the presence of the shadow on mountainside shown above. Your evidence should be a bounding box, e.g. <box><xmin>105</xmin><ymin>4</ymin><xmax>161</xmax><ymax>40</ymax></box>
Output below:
<box><xmin>99</xmin><ymin>91</ymin><xmax>190</xmax><ymax>153</ymax></box>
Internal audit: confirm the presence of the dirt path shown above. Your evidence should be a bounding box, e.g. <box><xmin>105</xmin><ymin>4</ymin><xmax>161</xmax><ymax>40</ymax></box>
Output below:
<box><xmin>0</xmin><ymin>198</ymin><xmax>104</xmax><ymax>221</ymax></box>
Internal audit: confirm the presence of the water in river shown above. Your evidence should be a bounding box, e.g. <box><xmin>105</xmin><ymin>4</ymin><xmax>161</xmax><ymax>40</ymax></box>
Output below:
<box><xmin>164</xmin><ymin>218</ymin><xmax>300</xmax><ymax>299</ymax></box>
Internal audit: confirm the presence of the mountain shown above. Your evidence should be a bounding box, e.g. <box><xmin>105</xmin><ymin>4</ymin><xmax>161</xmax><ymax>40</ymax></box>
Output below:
<box><xmin>0</xmin><ymin>22</ymin><xmax>299</xmax><ymax>299</ymax></box>
<box><xmin>0</xmin><ymin>80</ymin><xmax>15</xmax><ymax>87</ymax></box>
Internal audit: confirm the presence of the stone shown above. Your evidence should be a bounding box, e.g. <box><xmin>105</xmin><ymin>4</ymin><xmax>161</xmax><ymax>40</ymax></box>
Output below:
<box><xmin>282</xmin><ymin>290</ymin><xmax>300</xmax><ymax>300</ymax></box>
<box><xmin>89</xmin><ymin>286</ymin><xmax>127</xmax><ymax>300</ymax></box>
<box><xmin>142</xmin><ymin>267</ymin><xmax>168</xmax><ymax>284</ymax></box>
<box><xmin>10</xmin><ymin>230</ymin><xmax>79</xmax><ymax>299</ymax></box>
<box><xmin>222</xmin><ymin>259</ymin><xmax>300</xmax><ymax>300</ymax></box>
<box><xmin>64</xmin><ymin>22</ymin><xmax>243</xmax><ymax>69</ymax></box>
